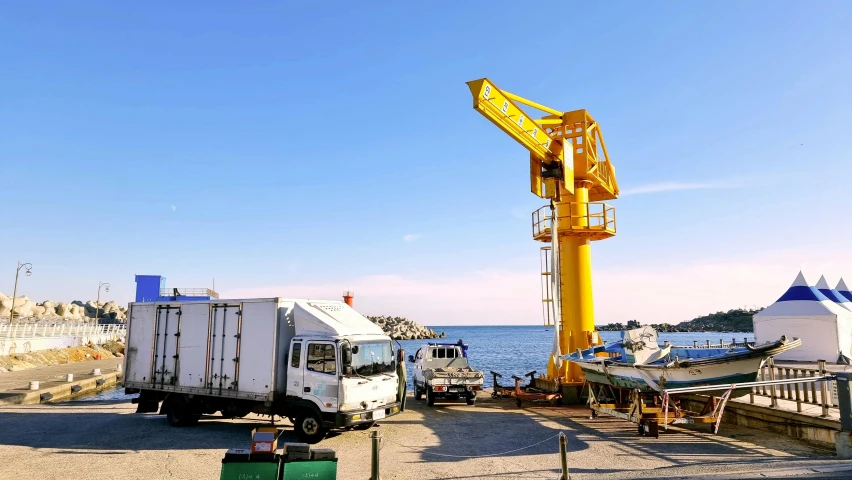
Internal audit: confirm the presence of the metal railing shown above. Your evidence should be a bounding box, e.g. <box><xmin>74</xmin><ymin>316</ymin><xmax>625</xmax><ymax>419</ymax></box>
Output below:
<box><xmin>159</xmin><ymin>287</ymin><xmax>219</xmax><ymax>299</ymax></box>
<box><xmin>0</xmin><ymin>323</ymin><xmax>126</xmax><ymax>339</ymax></box>
<box><xmin>666</xmin><ymin>338</ymin><xmax>754</xmax><ymax>349</ymax></box>
<box><xmin>750</xmin><ymin>357</ymin><xmax>836</xmax><ymax>415</ymax></box>
<box><xmin>531</xmin><ymin>202</ymin><xmax>616</xmax><ymax>241</ymax></box>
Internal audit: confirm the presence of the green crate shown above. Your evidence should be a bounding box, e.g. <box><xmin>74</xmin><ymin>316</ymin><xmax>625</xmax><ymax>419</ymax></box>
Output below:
<box><xmin>220</xmin><ymin>460</ymin><xmax>280</xmax><ymax>480</ymax></box>
<box><xmin>282</xmin><ymin>459</ymin><xmax>337</xmax><ymax>480</ymax></box>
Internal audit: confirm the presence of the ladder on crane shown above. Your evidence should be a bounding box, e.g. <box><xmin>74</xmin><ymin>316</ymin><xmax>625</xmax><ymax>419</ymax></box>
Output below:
<box><xmin>540</xmin><ymin>246</ymin><xmax>554</xmax><ymax>327</ymax></box>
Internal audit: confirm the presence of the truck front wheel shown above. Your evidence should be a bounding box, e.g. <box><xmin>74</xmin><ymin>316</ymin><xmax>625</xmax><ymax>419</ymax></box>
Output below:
<box><xmin>414</xmin><ymin>383</ymin><xmax>423</xmax><ymax>401</ymax></box>
<box><xmin>426</xmin><ymin>387</ymin><xmax>435</xmax><ymax>407</ymax></box>
<box><xmin>164</xmin><ymin>395</ymin><xmax>201</xmax><ymax>427</ymax></box>
<box><xmin>294</xmin><ymin>411</ymin><xmax>327</xmax><ymax>444</ymax></box>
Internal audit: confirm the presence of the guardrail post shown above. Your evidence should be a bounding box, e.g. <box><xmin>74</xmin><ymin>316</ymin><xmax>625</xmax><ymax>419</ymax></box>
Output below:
<box><xmin>794</xmin><ymin>369</ymin><xmax>802</xmax><ymax>412</ymax></box>
<box><xmin>559</xmin><ymin>432</ymin><xmax>570</xmax><ymax>480</ymax></box>
<box><xmin>768</xmin><ymin>358</ymin><xmax>778</xmax><ymax>408</ymax></box>
<box><xmin>835</xmin><ymin>372</ymin><xmax>852</xmax><ymax>458</ymax></box>
<box><xmin>371</xmin><ymin>430</ymin><xmax>382</xmax><ymax>480</ymax></box>
<box><xmin>819</xmin><ymin>360</ymin><xmax>830</xmax><ymax>417</ymax></box>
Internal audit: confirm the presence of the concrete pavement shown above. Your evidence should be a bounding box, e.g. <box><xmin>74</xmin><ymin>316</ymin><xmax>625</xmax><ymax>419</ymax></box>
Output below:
<box><xmin>0</xmin><ymin>358</ymin><xmax>123</xmax><ymax>405</ymax></box>
<box><xmin>1</xmin><ymin>390</ymin><xmax>850</xmax><ymax>479</ymax></box>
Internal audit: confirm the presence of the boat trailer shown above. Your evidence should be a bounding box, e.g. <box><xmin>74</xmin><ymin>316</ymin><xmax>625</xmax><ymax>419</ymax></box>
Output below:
<box><xmin>587</xmin><ymin>375</ymin><xmax>836</xmax><ymax>438</ymax></box>
<box><xmin>490</xmin><ymin>370</ymin><xmax>561</xmax><ymax>407</ymax></box>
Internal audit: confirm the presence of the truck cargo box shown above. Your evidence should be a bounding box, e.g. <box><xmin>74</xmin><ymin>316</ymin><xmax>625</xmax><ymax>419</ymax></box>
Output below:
<box><xmin>125</xmin><ymin>298</ymin><xmax>293</xmax><ymax>401</ymax></box>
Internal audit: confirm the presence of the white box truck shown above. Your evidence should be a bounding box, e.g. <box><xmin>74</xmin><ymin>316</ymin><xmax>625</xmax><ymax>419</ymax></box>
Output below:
<box><xmin>124</xmin><ymin>297</ymin><xmax>401</xmax><ymax>443</ymax></box>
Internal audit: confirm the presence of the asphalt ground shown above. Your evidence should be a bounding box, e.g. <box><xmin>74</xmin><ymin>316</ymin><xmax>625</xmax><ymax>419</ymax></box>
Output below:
<box><xmin>0</xmin><ymin>390</ymin><xmax>850</xmax><ymax>480</ymax></box>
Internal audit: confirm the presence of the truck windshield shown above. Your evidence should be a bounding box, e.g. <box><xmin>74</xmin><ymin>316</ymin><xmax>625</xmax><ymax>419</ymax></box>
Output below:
<box><xmin>351</xmin><ymin>341</ymin><xmax>394</xmax><ymax>376</ymax></box>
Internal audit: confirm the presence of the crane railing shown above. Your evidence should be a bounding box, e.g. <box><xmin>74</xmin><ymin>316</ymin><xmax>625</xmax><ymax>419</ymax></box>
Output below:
<box><xmin>532</xmin><ymin>203</ymin><xmax>616</xmax><ymax>242</ymax></box>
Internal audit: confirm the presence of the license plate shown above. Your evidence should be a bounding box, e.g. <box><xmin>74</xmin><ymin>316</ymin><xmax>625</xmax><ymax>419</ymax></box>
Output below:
<box><xmin>372</xmin><ymin>409</ymin><xmax>385</xmax><ymax>420</ymax></box>
<box><xmin>449</xmin><ymin>387</ymin><xmax>464</xmax><ymax>392</ymax></box>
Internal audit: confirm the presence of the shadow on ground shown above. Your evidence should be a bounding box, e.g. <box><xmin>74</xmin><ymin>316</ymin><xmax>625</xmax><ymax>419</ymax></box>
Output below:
<box><xmin>0</xmin><ymin>400</ymin><xmax>311</xmax><ymax>451</ymax></box>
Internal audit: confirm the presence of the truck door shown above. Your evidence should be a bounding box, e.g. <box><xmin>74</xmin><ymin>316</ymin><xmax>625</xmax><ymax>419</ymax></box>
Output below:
<box><xmin>152</xmin><ymin>305</ymin><xmax>181</xmax><ymax>387</ymax></box>
<box><xmin>208</xmin><ymin>303</ymin><xmax>242</xmax><ymax>395</ymax></box>
<box><xmin>302</xmin><ymin>341</ymin><xmax>339</xmax><ymax>413</ymax></box>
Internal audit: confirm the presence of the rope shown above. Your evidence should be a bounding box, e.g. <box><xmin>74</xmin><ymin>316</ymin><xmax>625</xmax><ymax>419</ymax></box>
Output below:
<box><xmin>380</xmin><ymin>431</ymin><xmax>563</xmax><ymax>458</ymax></box>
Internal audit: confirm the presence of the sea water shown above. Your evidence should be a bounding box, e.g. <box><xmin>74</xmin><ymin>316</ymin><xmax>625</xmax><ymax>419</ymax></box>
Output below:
<box><xmin>73</xmin><ymin>326</ymin><xmax>753</xmax><ymax>401</ymax></box>
<box><xmin>396</xmin><ymin>326</ymin><xmax>755</xmax><ymax>390</ymax></box>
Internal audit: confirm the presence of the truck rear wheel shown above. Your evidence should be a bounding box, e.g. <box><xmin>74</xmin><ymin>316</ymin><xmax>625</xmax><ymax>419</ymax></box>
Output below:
<box><xmin>426</xmin><ymin>387</ymin><xmax>435</xmax><ymax>407</ymax></box>
<box><xmin>294</xmin><ymin>411</ymin><xmax>327</xmax><ymax>444</ymax></box>
<box><xmin>164</xmin><ymin>395</ymin><xmax>200</xmax><ymax>427</ymax></box>
<box><xmin>466</xmin><ymin>395</ymin><xmax>476</xmax><ymax>406</ymax></box>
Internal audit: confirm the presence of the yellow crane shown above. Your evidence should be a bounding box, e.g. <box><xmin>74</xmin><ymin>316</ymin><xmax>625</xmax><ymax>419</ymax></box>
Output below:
<box><xmin>466</xmin><ymin>78</ymin><xmax>619</xmax><ymax>402</ymax></box>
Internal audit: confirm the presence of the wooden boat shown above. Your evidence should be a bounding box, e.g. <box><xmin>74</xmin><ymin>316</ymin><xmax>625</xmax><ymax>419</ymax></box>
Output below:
<box><xmin>562</xmin><ymin>327</ymin><xmax>801</xmax><ymax>396</ymax></box>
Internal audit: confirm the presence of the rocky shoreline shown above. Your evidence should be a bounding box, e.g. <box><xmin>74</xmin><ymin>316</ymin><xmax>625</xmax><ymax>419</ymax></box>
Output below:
<box><xmin>366</xmin><ymin>315</ymin><xmax>444</xmax><ymax>340</ymax></box>
<box><xmin>1</xmin><ymin>291</ymin><xmax>127</xmax><ymax>321</ymax></box>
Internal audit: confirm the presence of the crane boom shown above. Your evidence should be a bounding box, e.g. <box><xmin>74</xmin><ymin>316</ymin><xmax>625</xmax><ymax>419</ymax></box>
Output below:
<box><xmin>466</xmin><ymin>78</ymin><xmax>564</xmax><ymax>162</ymax></box>
<box><xmin>467</xmin><ymin>78</ymin><xmax>573</xmax><ymax>198</ymax></box>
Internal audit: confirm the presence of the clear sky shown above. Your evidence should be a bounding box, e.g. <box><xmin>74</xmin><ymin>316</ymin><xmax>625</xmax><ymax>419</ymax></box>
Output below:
<box><xmin>2</xmin><ymin>1</ymin><xmax>850</xmax><ymax>325</ymax></box>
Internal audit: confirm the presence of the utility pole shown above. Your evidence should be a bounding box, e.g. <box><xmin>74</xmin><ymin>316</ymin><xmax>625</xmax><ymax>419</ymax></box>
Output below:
<box><xmin>9</xmin><ymin>261</ymin><xmax>32</xmax><ymax>323</ymax></box>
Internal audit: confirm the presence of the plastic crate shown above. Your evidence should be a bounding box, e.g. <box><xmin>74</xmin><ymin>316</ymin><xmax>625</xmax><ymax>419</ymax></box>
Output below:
<box><xmin>281</xmin><ymin>459</ymin><xmax>337</xmax><ymax>480</ymax></box>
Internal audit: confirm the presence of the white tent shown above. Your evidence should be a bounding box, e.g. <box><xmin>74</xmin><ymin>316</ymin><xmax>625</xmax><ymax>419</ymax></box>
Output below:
<box><xmin>753</xmin><ymin>272</ymin><xmax>852</xmax><ymax>363</ymax></box>
<box><xmin>838</xmin><ymin>278</ymin><xmax>852</xmax><ymax>303</ymax></box>
<box><xmin>816</xmin><ymin>275</ymin><xmax>852</xmax><ymax>311</ymax></box>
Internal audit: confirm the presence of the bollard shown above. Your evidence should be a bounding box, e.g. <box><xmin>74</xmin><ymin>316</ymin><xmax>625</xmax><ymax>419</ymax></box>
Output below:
<box><xmin>117</xmin><ymin>363</ymin><xmax>122</xmax><ymax>372</ymax></box>
<box><xmin>371</xmin><ymin>430</ymin><xmax>382</xmax><ymax>480</ymax></box>
<box><xmin>91</xmin><ymin>368</ymin><xmax>101</xmax><ymax>375</ymax></box>
<box><xmin>66</xmin><ymin>374</ymin><xmax>74</xmax><ymax>382</ymax></box>
<box><xmin>29</xmin><ymin>381</ymin><xmax>39</xmax><ymax>390</ymax></box>
<box><xmin>559</xmin><ymin>431</ymin><xmax>570</xmax><ymax>480</ymax></box>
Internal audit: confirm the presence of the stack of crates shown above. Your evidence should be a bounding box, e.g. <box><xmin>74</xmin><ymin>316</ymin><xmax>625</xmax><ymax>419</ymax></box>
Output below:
<box><xmin>280</xmin><ymin>443</ymin><xmax>338</xmax><ymax>480</ymax></box>
<box><xmin>219</xmin><ymin>431</ymin><xmax>338</xmax><ymax>480</ymax></box>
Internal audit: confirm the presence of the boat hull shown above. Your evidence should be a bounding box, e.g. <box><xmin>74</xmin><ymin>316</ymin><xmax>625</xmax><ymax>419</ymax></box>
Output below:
<box><xmin>577</xmin><ymin>356</ymin><xmax>765</xmax><ymax>395</ymax></box>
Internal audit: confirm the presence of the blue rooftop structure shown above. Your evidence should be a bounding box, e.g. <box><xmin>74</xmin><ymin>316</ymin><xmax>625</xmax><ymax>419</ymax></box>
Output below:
<box><xmin>134</xmin><ymin>275</ymin><xmax>219</xmax><ymax>303</ymax></box>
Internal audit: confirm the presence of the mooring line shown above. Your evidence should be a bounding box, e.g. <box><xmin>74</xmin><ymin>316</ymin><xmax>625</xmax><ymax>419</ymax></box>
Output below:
<box><xmin>380</xmin><ymin>431</ymin><xmax>563</xmax><ymax>458</ymax></box>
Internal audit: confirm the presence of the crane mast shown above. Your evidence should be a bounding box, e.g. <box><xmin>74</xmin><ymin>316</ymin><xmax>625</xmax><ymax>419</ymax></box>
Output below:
<box><xmin>466</xmin><ymin>78</ymin><xmax>619</xmax><ymax>401</ymax></box>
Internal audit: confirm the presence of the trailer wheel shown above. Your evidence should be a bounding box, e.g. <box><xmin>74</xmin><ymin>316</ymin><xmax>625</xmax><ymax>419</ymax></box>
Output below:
<box><xmin>426</xmin><ymin>387</ymin><xmax>435</xmax><ymax>407</ymax></box>
<box><xmin>164</xmin><ymin>395</ymin><xmax>200</xmax><ymax>427</ymax></box>
<box><xmin>294</xmin><ymin>411</ymin><xmax>327</xmax><ymax>444</ymax></box>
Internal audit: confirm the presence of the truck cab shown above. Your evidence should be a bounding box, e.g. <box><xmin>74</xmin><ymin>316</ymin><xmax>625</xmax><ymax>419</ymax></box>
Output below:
<box><xmin>285</xmin><ymin>334</ymin><xmax>400</xmax><ymax>441</ymax></box>
<box><xmin>410</xmin><ymin>342</ymin><xmax>484</xmax><ymax>406</ymax></box>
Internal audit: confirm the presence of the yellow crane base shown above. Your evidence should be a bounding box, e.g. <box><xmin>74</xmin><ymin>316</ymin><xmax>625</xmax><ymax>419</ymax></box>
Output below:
<box><xmin>531</xmin><ymin>377</ymin><xmax>586</xmax><ymax>405</ymax></box>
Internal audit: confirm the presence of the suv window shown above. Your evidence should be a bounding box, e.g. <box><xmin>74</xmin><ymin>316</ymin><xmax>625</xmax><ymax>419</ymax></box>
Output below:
<box><xmin>291</xmin><ymin>342</ymin><xmax>301</xmax><ymax>368</ymax></box>
<box><xmin>307</xmin><ymin>343</ymin><xmax>336</xmax><ymax>375</ymax></box>
<box><xmin>430</xmin><ymin>347</ymin><xmax>457</xmax><ymax>359</ymax></box>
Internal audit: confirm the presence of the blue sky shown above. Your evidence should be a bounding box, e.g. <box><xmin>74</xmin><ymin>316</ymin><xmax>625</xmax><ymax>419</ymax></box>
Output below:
<box><xmin>2</xmin><ymin>1</ymin><xmax>850</xmax><ymax>324</ymax></box>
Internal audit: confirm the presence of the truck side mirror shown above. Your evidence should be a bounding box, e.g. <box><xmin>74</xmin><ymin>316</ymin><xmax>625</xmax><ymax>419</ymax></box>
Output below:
<box><xmin>342</xmin><ymin>344</ymin><xmax>352</xmax><ymax>367</ymax></box>
<box><xmin>408</xmin><ymin>355</ymin><xmax>415</xmax><ymax>363</ymax></box>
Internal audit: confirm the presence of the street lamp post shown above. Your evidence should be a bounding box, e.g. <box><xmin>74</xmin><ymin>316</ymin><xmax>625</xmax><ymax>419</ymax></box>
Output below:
<box><xmin>9</xmin><ymin>261</ymin><xmax>33</xmax><ymax>323</ymax></box>
<box><xmin>96</xmin><ymin>282</ymin><xmax>110</xmax><ymax>321</ymax></box>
